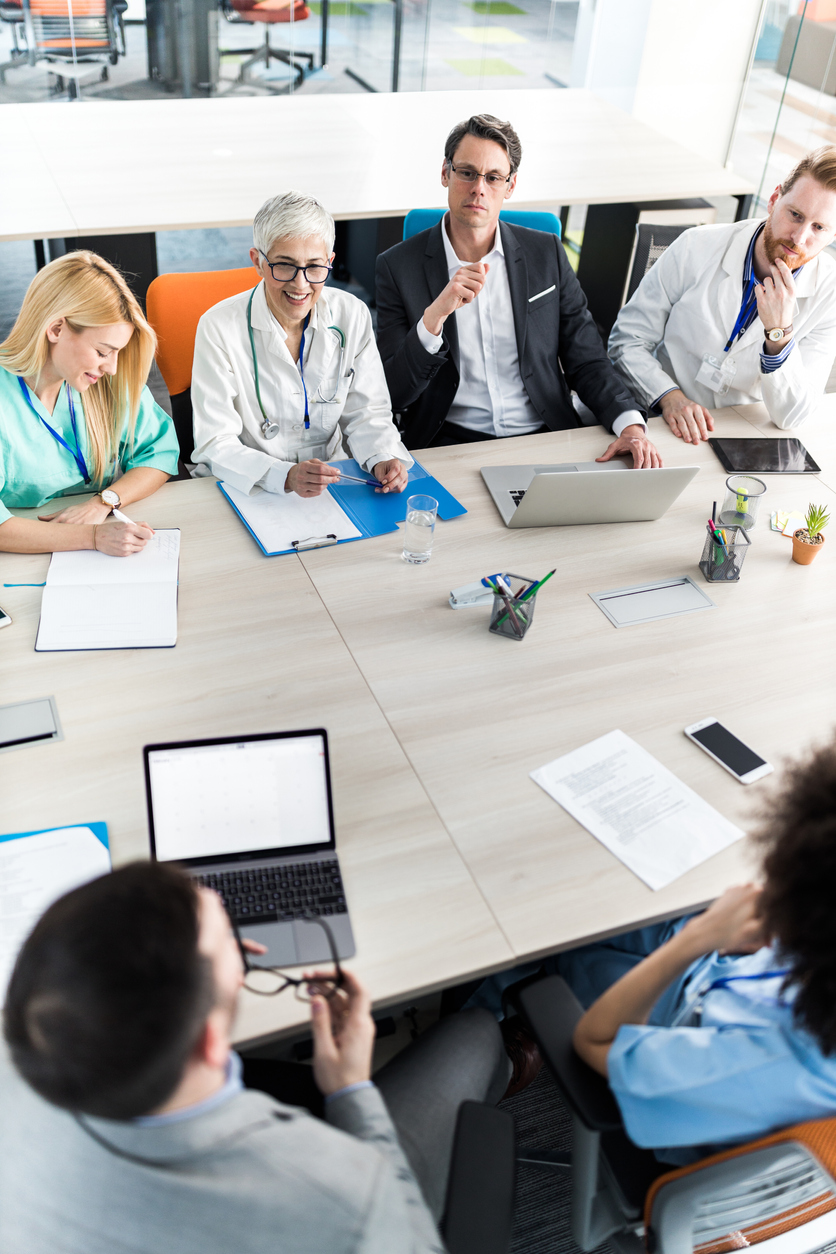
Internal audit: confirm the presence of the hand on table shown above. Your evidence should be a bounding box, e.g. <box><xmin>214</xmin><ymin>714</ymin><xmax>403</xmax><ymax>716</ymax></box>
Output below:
<box><xmin>372</xmin><ymin>458</ymin><xmax>408</xmax><ymax>493</ymax></box>
<box><xmin>682</xmin><ymin>884</ymin><xmax>767</xmax><ymax>956</ymax></box>
<box><xmin>39</xmin><ymin>499</ymin><xmax>112</xmax><ymax>525</ymax></box>
<box><xmin>660</xmin><ymin>390</ymin><xmax>715</xmax><ymax>443</ymax></box>
<box><xmin>309</xmin><ymin>968</ymin><xmax>375</xmax><ymax>1097</ymax></box>
<box><xmin>285</xmin><ymin>459</ymin><xmax>342</xmax><ymax>498</ymax></box>
<box><xmin>93</xmin><ymin>518</ymin><xmax>154</xmax><ymax>557</ymax></box>
<box><xmin>756</xmin><ymin>258</ymin><xmax>796</xmax><ymax>347</ymax></box>
<box><xmin>597</xmin><ymin>424</ymin><xmax>663</xmax><ymax>469</ymax></box>
<box><xmin>422</xmin><ymin>264</ymin><xmax>489</xmax><ymax>337</ymax></box>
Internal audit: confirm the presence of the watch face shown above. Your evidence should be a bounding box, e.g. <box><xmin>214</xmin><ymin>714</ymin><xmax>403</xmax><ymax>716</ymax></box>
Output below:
<box><xmin>102</xmin><ymin>489</ymin><xmax>119</xmax><ymax>506</ymax></box>
<box><xmin>767</xmin><ymin>329</ymin><xmax>783</xmax><ymax>342</ymax></box>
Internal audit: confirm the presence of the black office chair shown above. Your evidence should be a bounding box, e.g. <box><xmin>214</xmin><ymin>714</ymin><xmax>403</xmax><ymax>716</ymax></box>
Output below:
<box><xmin>623</xmin><ymin>224</ymin><xmax>690</xmax><ymax>307</ymax></box>
<box><xmin>441</xmin><ymin>1101</ymin><xmax>516</xmax><ymax>1254</ymax></box>
<box><xmin>506</xmin><ymin>974</ymin><xmax>836</xmax><ymax>1254</ymax></box>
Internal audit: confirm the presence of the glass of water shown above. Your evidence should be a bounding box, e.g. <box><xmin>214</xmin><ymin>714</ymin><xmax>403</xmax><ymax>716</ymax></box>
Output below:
<box><xmin>402</xmin><ymin>494</ymin><xmax>438</xmax><ymax>564</ymax></box>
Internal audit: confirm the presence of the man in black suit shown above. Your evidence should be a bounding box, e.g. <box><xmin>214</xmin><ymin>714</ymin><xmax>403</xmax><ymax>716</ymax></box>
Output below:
<box><xmin>375</xmin><ymin>114</ymin><xmax>662</xmax><ymax>467</ymax></box>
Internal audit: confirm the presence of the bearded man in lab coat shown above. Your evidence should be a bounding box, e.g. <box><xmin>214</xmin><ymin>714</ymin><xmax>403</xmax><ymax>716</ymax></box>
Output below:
<box><xmin>608</xmin><ymin>145</ymin><xmax>836</xmax><ymax>443</ymax></box>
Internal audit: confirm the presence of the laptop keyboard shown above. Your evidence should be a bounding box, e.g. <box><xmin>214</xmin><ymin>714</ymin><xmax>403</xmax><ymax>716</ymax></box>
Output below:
<box><xmin>509</xmin><ymin>489</ymin><xmax>527</xmax><ymax>506</ymax></box>
<box><xmin>195</xmin><ymin>859</ymin><xmax>347</xmax><ymax>924</ymax></box>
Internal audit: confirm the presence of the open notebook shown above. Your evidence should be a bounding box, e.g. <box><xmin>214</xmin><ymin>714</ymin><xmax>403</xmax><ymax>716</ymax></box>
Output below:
<box><xmin>35</xmin><ymin>530</ymin><xmax>180</xmax><ymax>651</ymax></box>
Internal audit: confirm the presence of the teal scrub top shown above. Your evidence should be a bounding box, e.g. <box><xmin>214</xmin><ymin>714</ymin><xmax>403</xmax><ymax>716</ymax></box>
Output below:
<box><xmin>0</xmin><ymin>367</ymin><xmax>180</xmax><ymax>525</ymax></box>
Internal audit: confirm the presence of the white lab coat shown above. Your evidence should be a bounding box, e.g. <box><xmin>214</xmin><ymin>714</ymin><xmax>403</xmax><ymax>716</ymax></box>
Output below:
<box><xmin>608</xmin><ymin>219</ymin><xmax>836</xmax><ymax>428</ymax></box>
<box><xmin>191</xmin><ymin>282</ymin><xmax>413</xmax><ymax>494</ymax></box>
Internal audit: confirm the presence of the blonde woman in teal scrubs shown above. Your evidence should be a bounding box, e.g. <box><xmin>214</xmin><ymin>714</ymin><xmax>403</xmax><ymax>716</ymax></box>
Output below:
<box><xmin>0</xmin><ymin>252</ymin><xmax>179</xmax><ymax>556</ymax></box>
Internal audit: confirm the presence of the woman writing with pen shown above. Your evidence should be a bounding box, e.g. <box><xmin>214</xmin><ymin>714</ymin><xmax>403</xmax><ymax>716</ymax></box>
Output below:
<box><xmin>0</xmin><ymin>252</ymin><xmax>179</xmax><ymax>557</ymax></box>
<box><xmin>190</xmin><ymin>191</ymin><xmax>413</xmax><ymax>499</ymax></box>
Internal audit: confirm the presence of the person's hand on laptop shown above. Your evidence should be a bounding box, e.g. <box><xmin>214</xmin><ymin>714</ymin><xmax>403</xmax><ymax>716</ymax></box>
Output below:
<box><xmin>597</xmin><ymin>425</ymin><xmax>663</xmax><ymax>469</ymax></box>
<box><xmin>309</xmin><ymin>968</ymin><xmax>375</xmax><ymax>1097</ymax></box>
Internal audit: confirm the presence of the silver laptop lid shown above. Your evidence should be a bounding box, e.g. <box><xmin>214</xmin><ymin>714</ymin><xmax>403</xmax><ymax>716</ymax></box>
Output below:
<box><xmin>481</xmin><ymin>463</ymin><xmax>699</xmax><ymax>527</ymax></box>
<box><xmin>144</xmin><ymin>728</ymin><xmax>335</xmax><ymax>869</ymax></box>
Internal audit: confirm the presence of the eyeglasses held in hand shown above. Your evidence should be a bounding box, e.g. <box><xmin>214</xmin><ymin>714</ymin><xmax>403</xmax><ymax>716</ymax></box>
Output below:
<box><xmin>447</xmin><ymin>161</ymin><xmax>512</xmax><ymax>188</ymax></box>
<box><xmin>258</xmin><ymin>250</ymin><xmax>333</xmax><ymax>285</ymax></box>
<box><xmin>231</xmin><ymin>911</ymin><xmax>344</xmax><ymax>1001</ymax></box>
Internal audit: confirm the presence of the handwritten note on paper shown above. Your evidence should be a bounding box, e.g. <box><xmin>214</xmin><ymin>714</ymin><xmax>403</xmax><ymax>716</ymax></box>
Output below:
<box><xmin>0</xmin><ymin>825</ymin><xmax>111</xmax><ymax>1000</ymax></box>
<box><xmin>530</xmin><ymin>729</ymin><xmax>744</xmax><ymax>890</ymax></box>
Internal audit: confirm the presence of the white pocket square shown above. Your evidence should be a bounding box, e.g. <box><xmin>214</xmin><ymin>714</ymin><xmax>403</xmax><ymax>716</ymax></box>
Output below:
<box><xmin>528</xmin><ymin>284</ymin><xmax>556</xmax><ymax>303</ymax></box>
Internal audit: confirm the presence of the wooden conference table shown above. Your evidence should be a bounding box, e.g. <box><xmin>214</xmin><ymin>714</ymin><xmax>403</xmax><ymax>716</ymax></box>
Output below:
<box><xmin>2</xmin><ymin>404</ymin><xmax>832</xmax><ymax>1048</ymax></box>
<box><xmin>0</xmin><ymin>88</ymin><xmax>752</xmax><ymax>330</ymax></box>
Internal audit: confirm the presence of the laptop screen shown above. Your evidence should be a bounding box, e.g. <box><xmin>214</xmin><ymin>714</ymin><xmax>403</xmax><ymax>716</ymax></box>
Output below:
<box><xmin>144</xmin><ymin>730</ymin><xmax>334</xmax><ymax>866</ymax></box>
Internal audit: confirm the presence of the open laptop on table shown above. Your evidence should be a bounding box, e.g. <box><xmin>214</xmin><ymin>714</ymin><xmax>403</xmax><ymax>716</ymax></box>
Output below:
<box><xmin>144</xmin><ymin>727</ymin><xmax>355</xmax><ymax>966</ymax></box>
<box><xmin>481</xmin><ymin>460</ymin><xmax>699</xmax><ymax>527</ymax></box>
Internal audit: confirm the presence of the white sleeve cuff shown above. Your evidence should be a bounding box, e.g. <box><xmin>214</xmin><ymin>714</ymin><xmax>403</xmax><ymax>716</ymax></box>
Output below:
<box><xmin>611</xmin><ymin>411</ymin><xmax>646</xmax><ymax>439</ymax></box>
<box><xmin>257</xmin><ymin>460</ymin><xmax>293</xmax><ymax>495</ymax></box>
<box><xmin>415</xmin><ymin>317</ymin><xmax>444</xmax><ymax>355</ymax></box>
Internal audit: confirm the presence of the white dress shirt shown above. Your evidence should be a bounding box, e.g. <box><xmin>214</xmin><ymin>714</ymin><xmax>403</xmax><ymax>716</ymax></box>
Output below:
<box><xmin>191</xmin><ymin>283</ymin><xmax>412</xmax><ymax>495</ymax></box>
<box><xmin>417</xmin><ymin>219</ymin><xmax>644</xmax><ymax>439</ymax></box>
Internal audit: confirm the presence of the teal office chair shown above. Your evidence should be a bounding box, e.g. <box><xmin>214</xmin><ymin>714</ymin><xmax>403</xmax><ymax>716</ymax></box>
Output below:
<box><xmin>403</xmin><ymin>208</ymin><xmax>561</xmax><ymax>241</ymax></box>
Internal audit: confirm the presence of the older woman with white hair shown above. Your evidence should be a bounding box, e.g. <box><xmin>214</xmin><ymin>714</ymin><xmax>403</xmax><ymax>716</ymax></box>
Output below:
<box><xmin>191</xmin><ymin>192</ymin><xmax>412</xmax><ymax>498</ymax></box>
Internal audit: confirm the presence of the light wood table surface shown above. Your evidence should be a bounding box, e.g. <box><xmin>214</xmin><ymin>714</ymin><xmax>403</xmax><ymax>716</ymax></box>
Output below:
<box><xmin>0</xmin><ymin>477</ymin><xmax>513</xmax><ymax>1047</ymax></box>
<box><xmin>2</xmin><ymin>409</ymin><xmax>830</xmax><ymax>1046</ymax></box>
<box><xmin>299</xmin><ymin>410</ymin><xmax>836</xmax><ymax>962</ymax></box>
<box><xmin>0</xmin><ymin>89</ymin><xmax>752</xmax><ymax>241</ymax></box>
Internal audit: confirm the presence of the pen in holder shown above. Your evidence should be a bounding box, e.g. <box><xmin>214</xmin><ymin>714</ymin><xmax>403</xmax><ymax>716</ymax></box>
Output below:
<box><xmin>699</xmin><ymin>523</ymin><xmax>750</xmax><ymax>583</ymax></box>
<box><xmin>488</xmin><ymin>573</ymin><xmax>538</xmax><ymax>641</ymax></box>
<box><xmin>718</xmin><ymin>475</ymin><xmax>766</xmax><ymax>529</ymax></box>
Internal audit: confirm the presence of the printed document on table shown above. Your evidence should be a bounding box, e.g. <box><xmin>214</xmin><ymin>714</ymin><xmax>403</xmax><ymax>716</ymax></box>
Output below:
<box><xmin>0</xmin><ymin>824</ymin><xmax>111</xmax><ymax>1001</ymax></box>
<box><xmin>530</xmin><ymin>729</ymin><xmax>744</xmax><ymax>890</ymax></box>
<box><xmin>221</xmin><ymin>483</ymin><xmax>361</xmax><ymax>553</ymax></box>
<box><xmin>35</xmin><ymin>529</ymin><xmax>180</xmax><ymax>650</ymax></box>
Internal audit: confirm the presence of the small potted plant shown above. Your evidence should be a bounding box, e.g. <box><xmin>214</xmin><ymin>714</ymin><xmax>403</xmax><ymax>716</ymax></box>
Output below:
<box><xmin>792</xmin><ymin>502</ymin><xmax>829</xmax><ymax>565</ymax></box>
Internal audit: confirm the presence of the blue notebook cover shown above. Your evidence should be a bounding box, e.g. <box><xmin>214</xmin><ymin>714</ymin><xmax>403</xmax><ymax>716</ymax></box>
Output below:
<box><xmin>0</xmin><ymin>822</ymin><xmax>110</xmax><ymax>851</ymax></box>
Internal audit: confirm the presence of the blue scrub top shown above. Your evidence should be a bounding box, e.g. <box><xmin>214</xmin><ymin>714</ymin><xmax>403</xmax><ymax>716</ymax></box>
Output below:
<box><xmin>0</xmin><ymin>367</ymin><xmax>180</xmax><ymax>524</ymax></box>
<box><xmin>608</xmin><ymin>945</ymin><xmax>836</xmax><ymax>1163</ymax></box>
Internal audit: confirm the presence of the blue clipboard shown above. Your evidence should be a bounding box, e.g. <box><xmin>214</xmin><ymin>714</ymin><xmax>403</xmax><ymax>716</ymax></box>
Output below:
<box><xmin>0</xmin><ymin>821</ymin><xmax>110</xmax><ymax>851</ymax></box>
<box><xmin>219</xmin><ymin>459</ymin><xmax>466</xmax><ymax>557</ymax></box>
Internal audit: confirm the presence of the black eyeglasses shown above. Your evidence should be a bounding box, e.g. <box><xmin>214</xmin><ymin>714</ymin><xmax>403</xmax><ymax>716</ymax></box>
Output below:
<box><xmin>231</xmin><ymin>911</ymin><xmax>344</xmax><ymax>1001</ymax></box>
<box><xmin>448</xmin><ymin>161</ymin><xmax>512</xmax><ymax>189</ymax></box>
<box><xmin>258</xmin><ymin>250</ymin><xmax>332</xmax><ymax>285</ymax></box>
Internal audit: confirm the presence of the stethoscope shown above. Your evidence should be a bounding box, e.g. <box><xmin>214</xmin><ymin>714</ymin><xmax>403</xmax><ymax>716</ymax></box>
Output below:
<box><xmin>246</xmin><ymin>285</ymin><xmax>352</xmax><ymax>441</ymax></box>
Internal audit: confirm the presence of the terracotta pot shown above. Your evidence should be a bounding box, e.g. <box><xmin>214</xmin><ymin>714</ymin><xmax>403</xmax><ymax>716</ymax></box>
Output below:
<box><xmin>792</xmin><ymin>530</ymin><xmax>825</xmax><ymax>565</ymax></box>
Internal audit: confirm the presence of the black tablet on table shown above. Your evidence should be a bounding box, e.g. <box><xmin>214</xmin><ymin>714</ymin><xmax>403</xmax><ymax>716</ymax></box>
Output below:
<box><xmin>709</xmin><ymin>437</ymin><xmax>821</xmax><ymax>474</ymax></box>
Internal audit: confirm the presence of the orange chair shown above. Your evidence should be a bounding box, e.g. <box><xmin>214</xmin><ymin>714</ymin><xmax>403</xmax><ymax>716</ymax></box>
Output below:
<box><xmin>145</xmin><ymin>267</ymin><xmax>259</xmax><ymax>461</ymax></box>
<box><xmin>17</xmin><ymin>0</ymin><xmax>126</xmax><ymax>95</ymax></box>
<box><xmin>219</xmin><ymin>0</ymin><xmax>314</xmax><ymax>90</ymax></box>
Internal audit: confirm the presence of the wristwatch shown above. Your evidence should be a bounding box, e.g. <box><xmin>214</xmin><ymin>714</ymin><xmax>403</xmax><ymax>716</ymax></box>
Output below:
<box><xmin>99</xmin><ymin>488</ymin><xmax>121</xmax><ymax>510</ymax></box>
<box><xmin>765</xmin><ymin>324</ymin><xmax>793</xmax><ymax>343</ymax></box>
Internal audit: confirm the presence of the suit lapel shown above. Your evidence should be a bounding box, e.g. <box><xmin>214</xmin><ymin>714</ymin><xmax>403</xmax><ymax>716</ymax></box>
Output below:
<box><xmin>501</xmin><ymin>221</ymin><xmax>528</xmax><ymax>362</ymax></box>
<box><xmin>424</xmin><ymin>222</ymin><xmax>459</xmax><ymax>370</ymax></box>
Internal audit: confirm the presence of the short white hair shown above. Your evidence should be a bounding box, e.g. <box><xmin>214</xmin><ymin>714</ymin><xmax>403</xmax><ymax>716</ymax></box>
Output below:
<box><xmin>253</xmin><ymin>191</ymin><xmax>335</xmax><ymax>257</ymax></box>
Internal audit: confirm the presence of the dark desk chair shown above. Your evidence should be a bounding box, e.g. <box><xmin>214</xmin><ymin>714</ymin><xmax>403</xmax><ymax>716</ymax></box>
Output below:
<box><xmin>219</xmin><ymin>0</ymin><xmax>314</xmax><ymax>90</ymax></box>
<box><xmin>442</xmin><ymin>1101</ymin><xmax>515</xmax><ymax>1254</ymax></box>
<box><xmin>623</xmin><ymin>223</ymin><xmax>689</xmax><ymax>307</ymax></box>
<box><xmin>0</xmin><ymin>0</ymin><xmax>27</xmax><ymax>82</ymax></box>
<box><xmin>507</xmin><ymin>974</ymin><xmax>836</xmax><ymax>1254</ymax></box>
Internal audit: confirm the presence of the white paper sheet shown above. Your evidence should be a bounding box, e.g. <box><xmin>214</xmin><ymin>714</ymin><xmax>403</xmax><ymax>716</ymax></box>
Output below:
<box><xmin>222</xmin><ymin>483</ymin><xmax>361</xmax><ymax>553</ymax></box>
<box><xmin>35</xmin><ymin>529</ymin><xmax>180</xmax><ymax>650</ymax></box>
<box><xmin>530</xmin><ymin>729</ymin><xmax>744</xmax><ymax>890</ymax></box>
<box><xmin>0</xmin><ymin>826</ymin><xmax>111</xmax><ymax>1000</ymax></box>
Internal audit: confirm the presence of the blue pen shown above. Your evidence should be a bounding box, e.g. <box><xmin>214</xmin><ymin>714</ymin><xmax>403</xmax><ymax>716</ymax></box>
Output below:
<box><xmin>337</xmin><ymin>471</ymin><xmax>379</xmax><ymax>488</ymax></box>
<box><xmin>3</xmin><ymin>582</ymin><xmax>46</xmax><ymax>587</ymax></box>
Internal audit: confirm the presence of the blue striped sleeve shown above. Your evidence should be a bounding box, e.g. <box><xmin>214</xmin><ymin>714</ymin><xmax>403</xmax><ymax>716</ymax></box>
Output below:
<box><xmin>760</xmin><ymin>338</ymin><xmax>795</xmax><ymax>373</ymax></box>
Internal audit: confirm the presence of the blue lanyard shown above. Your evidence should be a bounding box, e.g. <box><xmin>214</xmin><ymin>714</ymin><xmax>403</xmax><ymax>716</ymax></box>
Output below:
<box><xmin>724</xmin><ymin>272</ymin><xmax>759</xmax><ymax>353</ymax></box>
<box><xmin>297</xmin><ymin>315</ymin><xmax>311</xmax><ymax>429</ymax></box>
<box><xmin>707</xmin><ymin>967</ymin><xmax>790</xmax><ymax>994</ymax></box>
<box><xmin>18</xmin><ymin>376</ymin><xmax>90</xmax><ymax>484</ymax></box>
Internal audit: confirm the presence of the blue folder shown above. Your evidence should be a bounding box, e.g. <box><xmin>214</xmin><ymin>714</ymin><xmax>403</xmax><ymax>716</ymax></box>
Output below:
<box><xmin>220</xmin><ymin>458</ymin><xmax>466</xmax><ymax>557</ymax></box>
<box><xmin>0</xmin><ymin>821</ymin><xmax>110</xmax><ymax>850</ymax></box>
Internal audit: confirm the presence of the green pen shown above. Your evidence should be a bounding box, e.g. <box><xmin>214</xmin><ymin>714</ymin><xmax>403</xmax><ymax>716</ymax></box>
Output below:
<box><xmin>495</xmin><ymin>568</ymin><xmax>555</xmax><ymax>627</ymax></box>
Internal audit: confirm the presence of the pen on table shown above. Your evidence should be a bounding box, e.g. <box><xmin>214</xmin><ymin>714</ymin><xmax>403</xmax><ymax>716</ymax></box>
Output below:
<box><xmin>3</xmin><ymin>582</ymin><xmax>45</xmax><ymax>587</ymax></box>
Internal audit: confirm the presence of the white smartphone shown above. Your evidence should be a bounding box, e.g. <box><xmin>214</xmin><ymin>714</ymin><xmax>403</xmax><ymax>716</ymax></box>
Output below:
<box><xmin>684</xmin><ymin>718</ymin><xmax>773</xmax><ymax>784</ymax></box>
<box><xmin>0</xmin><ymin>605</ymin><xmax>11</xmax><ymax>630</ymax></box>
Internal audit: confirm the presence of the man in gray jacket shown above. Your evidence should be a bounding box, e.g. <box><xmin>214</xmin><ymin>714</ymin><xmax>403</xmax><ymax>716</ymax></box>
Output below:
<box><xmin>0</xmin><ymin>863</ymin><xmax>509</xmax><ymax>1253</ymax></box>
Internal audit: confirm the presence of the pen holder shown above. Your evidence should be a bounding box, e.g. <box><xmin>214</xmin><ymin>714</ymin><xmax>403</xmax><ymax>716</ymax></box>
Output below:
<box><xmin>718</xmin><ymin>475</ymin><xmax>767</xmax><ymax>530</ymax></box>
<box><xmin>488</xmin><ymin>573</ymin><xmax>538</xmax><ymax>641</ymax></box>
<box><xmin>699</xmin><ymin>524</ymin><xmax>751</xmax><ymax>583</ymax></box>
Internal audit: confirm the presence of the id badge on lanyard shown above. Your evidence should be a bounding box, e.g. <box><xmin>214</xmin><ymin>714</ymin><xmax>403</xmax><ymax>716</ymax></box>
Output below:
<box><xmin>695</xmin><ymin>353</ymin><xmax>737</xmax><ymax>397</ymax></box>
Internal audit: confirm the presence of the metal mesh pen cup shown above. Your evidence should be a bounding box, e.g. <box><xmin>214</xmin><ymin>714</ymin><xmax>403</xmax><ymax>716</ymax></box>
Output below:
<box><xmin>488</xmin><ymin>573</ymin><xmax>538</xmax><ymax>641</ymax></box>
<box><xmin>699</xmin><ymin>524</ymin><xmax>751</xmax><ymax>583</ymax></box>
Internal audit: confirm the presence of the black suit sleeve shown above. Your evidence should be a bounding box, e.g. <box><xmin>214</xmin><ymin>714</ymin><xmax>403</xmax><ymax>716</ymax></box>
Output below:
<box><xmin>375</xmin><ymin>250</ymin><xmax>452</xmax><ymax>411</ymax></box>
<box><xmin>552</xmin><ymin>238</ymin><xmax>643</xmax><ymax>433</ymax></box>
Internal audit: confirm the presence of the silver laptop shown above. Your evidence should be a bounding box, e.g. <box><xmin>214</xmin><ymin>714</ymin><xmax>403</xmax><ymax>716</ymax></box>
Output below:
<box><xmin>144</xmin><ymin>728</ymin><xmax>355</xmax><ymax>967</ymax></box>
<box><xmin>481</xmin><ymin>460</ymin><xmax>700</xmax><ymax>527</ymax></box>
